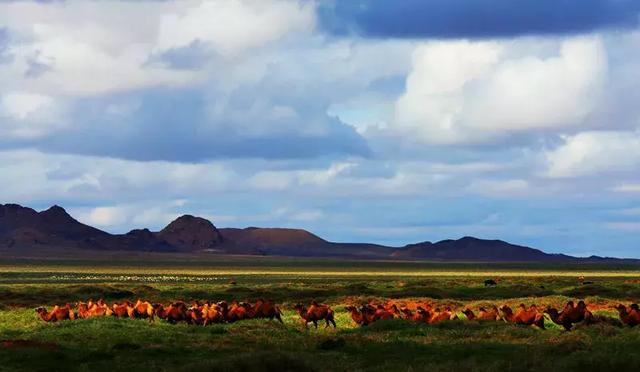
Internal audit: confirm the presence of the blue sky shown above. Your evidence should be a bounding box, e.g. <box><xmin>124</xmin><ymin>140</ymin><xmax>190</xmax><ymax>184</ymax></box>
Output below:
<box><xmin>0</xmin><ymin>0</ymin><xmax>639</xmax><ymax>257</ymax></box>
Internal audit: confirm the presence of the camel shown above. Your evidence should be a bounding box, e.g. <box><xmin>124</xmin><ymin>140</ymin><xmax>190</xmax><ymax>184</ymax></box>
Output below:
<box><xmin>223</xmin><ymin>300</ymin><xmax>251</xmax><ymax>323</ymax></box>
<box><xmin>35</xmin><ymin>304</ymin><xmax>75</xmax><ymax>322</ymax></box>
<box><xmin>91</xmin><ymin>299</ymin><xmax>113</xmax><ymax>317</ymax></box>
<box><xmin>372</xmin><ymin>304</ymin><xmax>396</xmax><ymax>321</ymax></box>
<box><xmin>200</xmin><ymin>302</ymin><xmax>225</xmax><ymax>325</ymax></box>
<box><xmin>478</xmin><ymin>306</ymin><xmax>501</xmax><ymax>321</ymax></box>
<box><xmin>384</xmin><ymin>303</ymin><xmax>401</xmax><ymax>318</ymax></box>
<box><xmin>613</xmin><ymin>304</ymin><xmax>640</xmax><ymax>327</ymax></box>
<box><xmin>249</xmin><ymin>299</ymin><xmax>283</xmax><ymax>323</ymax></box>
<box><xmin>345</xmin><ymin>305</ymin><xmax>368</xmax><ymax>326</ymax></box>
<box><xmin>154</xmin><ymin>302</ymin><xmax>189</xmax><ymax>324</ymax></box>
<box><xmin>544</xmin><ymin>301</ymin><xmax>593</xmax><ymax>331</ymax></box>
<box><xmin>131</xmin><ymin>299</ymin><xmax>155</xmax><ymax>321</ymax></box>
<box><xmin>499</xmin><ymin>304</ymin><xmax>545</xmax><ymax>329</ymax></box>
<box><xmin>186</xmin><ymin>302</ymin><xmax>206</xmax><ymax>325</ymax></box>
<box><xmin>464</xmin><ymin>306</ymin><xmax>501</xmax><ymax>321</ymax></box>
<box><xmin>112</xmin><ymin>300</ymin><xmax>134</xmax><ymax>318</ymax></box>
<box><xmin>359</xmin><ymin>304</ymin><xmax>395</xmax><ymax>324</ymax></box>
<box><xmin>400</xmin><ymin>307</ymin><xmax>430</xmax><ymax>323</ymax></box>
<box><xmin>294</xmin><ymin>301</ymin><xmax>336</xmax><ymax>329</ymax></box>
<box><xmin>428</xmin><ymin>306</ymin><xmax>458</xmax><ymax>324</ymax></box>
<box><xmin>76</xmin><ymin>302</ymin><xmax>91</xmax><ymax>319</ymax></box>
<box><xmin>76</xmin><ymin>300</ymin><xmax>112</xmax><ymax>319</ymax></box>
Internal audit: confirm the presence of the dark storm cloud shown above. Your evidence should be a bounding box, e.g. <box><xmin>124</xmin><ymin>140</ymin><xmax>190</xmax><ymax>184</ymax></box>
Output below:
<box><xmin>319</xmin><ymin>0</ymin><xmax>640</xmax><ymax>39</ymax></box>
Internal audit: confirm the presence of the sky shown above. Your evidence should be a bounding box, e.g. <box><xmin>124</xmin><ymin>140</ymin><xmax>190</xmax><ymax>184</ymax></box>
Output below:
<box><xmin>0</xmin><ymin>0</ymin><xmax>639</xmax><ymax>257</ymax></box>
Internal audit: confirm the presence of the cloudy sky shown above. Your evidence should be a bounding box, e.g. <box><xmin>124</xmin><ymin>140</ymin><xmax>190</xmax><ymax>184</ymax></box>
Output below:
<box><xmin>1</xmin><ymin>0</ymin><xmax>639</xmax><ymax>257</ymax></box>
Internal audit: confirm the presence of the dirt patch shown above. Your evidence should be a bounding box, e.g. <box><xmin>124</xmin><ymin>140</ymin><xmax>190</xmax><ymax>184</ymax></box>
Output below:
<box><xmin>1</xmin><ymin>339</ymin><xmax>59</xmax><ymax>351</ymax></box>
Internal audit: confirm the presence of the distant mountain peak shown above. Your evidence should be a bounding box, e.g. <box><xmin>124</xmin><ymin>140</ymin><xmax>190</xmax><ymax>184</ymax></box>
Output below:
<box><xmin>40</xmin><ymin>205</ymin><xmax>72</xmax><ymax>218</ymax></box>
<box><xmin>157</xmin><ymin>214</ymin><xmax>223</xmax><ymax>251</ymax></box>
<box><xmin>1</xmin><ymin>203</ymin><xmax>630</xmax><ymax>262</ymax></box>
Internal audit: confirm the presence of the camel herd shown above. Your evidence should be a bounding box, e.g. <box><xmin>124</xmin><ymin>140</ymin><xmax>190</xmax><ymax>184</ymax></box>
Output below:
<box><xmin>35</xmin><ymin>299</ymin><xmax>283</xmax><ymax>325</ymax></box>
<box><xmin>34</xmin><ymin>299</ymin><xmax>640</xmax><ymax>330</ymax></box>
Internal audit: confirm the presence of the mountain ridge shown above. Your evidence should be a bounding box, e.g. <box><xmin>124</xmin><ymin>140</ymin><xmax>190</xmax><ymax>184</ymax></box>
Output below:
<box><xmin>0</xmin><ymin>203</ymin><xmax>631</xmax><ymax>262</ymax></box>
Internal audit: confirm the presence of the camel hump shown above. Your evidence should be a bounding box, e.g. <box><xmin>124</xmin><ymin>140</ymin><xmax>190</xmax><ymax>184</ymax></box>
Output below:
<box><xmin>311</xmin><ymin>300</ymin><xmax>319</xmax><ymax>306</ymax></box>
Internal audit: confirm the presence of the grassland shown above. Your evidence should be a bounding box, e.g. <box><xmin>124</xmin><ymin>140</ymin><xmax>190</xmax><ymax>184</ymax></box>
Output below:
<box><xmin>1</xmin><ymin>258</ymin><xmax>640</xmax><ymax>371</ymax></box>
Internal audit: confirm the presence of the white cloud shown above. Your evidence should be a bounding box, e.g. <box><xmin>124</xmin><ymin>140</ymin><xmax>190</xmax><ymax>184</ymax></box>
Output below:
<box><xmin>0</xmin><ymin>149</ymin><xmax>236</xmax><ymax>203</ymax></box>
<box><xmin>248</xmin><ymin>171</ymin><xmax>294</xmax><ymax>191</ymax></box>
<box><xmin>298</xmin><ymin>162</ymin><xmax>356</xmax><ymax>186</ymax></box>
<box><xmin>545</xmin><ymin>130</ymin><xmax>640</xmax><ymax>178</ymax></box>
<box><xmin>155</xmin><ymin>0</ymin><xmax>315</xmax><ymax>56</ymax></box>
<box><xmin>1</xmin><ymin>92</ymin><xmax>52</xmax><ymax>120</ymax></box>
<box><xmin>395</xmin><ymin>36</ymin><xmax>607</xmax><ymax>144</ymax></box>
<box><xmin>0</xmin><ymin>0</ymin><xmax>315</xmax><ymax>96</ymax></box>
<box><xmin>613</xmin><ymin>184</ymin><xmax>640</xmax><ymax>192</ymax></box>
<box><xmin>0</xmin><ymin>92</ymin><xmax>67</xmax><ymax>138</ymax></box>
<box><xmin>466</xmin><ymin>179</ymin><xmax>530</xmax><ymax>197</ymax></box>
<box><xmin>77</xmin><ymin>206</ymin><xmax>128</xmax><ymax>228</ymax></box>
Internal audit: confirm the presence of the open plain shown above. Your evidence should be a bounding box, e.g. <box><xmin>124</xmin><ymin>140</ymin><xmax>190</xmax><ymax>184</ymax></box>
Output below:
<box><xmin>1</xmin><ymin>258</ymin><xmax>640</xmax><ymax>371</ymax></box>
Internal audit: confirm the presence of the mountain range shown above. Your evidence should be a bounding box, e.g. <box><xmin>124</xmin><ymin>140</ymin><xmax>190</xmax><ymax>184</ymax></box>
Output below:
<box><xmin>0</xmin><ymin>203</ymin><xmax>624</xmax><ymax>262</ymax></box>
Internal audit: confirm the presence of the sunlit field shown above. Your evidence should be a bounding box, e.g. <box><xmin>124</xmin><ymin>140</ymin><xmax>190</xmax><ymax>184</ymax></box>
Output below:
<box><xmin>1</xmin><ymin>259</ymin><xmax>640</xmax><ymax>371</ymax></box>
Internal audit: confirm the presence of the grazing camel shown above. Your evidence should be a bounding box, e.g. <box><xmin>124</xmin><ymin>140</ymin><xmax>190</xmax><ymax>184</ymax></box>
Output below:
<box><xmin>35</xmin><ymin>304</ymin><xmax>75</xmax><ymax>322</ymax></box>
<box><xmin>544</xmin><ymin>301</ymin><xmax>594</xmax><ymax>331</ymax></box>
<box><xmin>76</xmin><ymin>302</ymin><xmax>91</xmax><ymax>319</ymax></box>
<box><xmin>499</xmin><ymin>304</ymin><xmax>545</xmax><ymax>329</ymax></box>
<box><xmin>131</xmin><ymin>299</ymin><xmax>155</xmax><ymax>321</ymax></box>
<box><xmin>112</xmin><ymin>300</ymin><xmax>134</xmax><ymax>318</ymax></box>
<box><xmin>462</xmin><ymin>308</ymin><xmax>476</xmax><ymax>320</ymax></box>
<box><xmin>400</xmin><ymin>307</ymin><xmax>430</xmax><ymax>323</ymax></box>
<box><xmin>384</xmin><ymin>304</ymin><xmax>401</xmax><ymax>318</ymax></box>
<box><xmin>187</xmin><ymin>306</ymin><xmax>204</xmax><ymax>325</ymax></box>
<box><xmin>345</xmin><ymin>305</ymin><xmax>368</xmax><ymax>326</ymax></box>
<box><xmin>613</xmin><ymin>304</ymin><xmax>640</xmax><ymax>327</ymax></box>
<box><xmin>154</xmin><ymin>302</ymin><xmax>189</xmax><ymax>324</ymax></box>
<box><xmin>428</xmin><ymin>306</ymin><xmax>458</xmax><ymax>324</ymax></box>
<box><xmin>359</xmin><ymin>304</ymin><xmax>395</xmax><ymax>324</ymax></box>
<box><xmin>76</xmin><ymin>299</ymin><xmax>112</xmax><ymax>319</ymax></box>
<box><xmin>200</xmin><ymin>302</ymin><xmax>225</xmax><ymax>325</ymax></box>
<box><xmin>294</xmin><ymin>301</ymin><xmax>336</xmax><ymax>329</ymax></box>
<box><xmin>463</xmin><ymin>306</ymin><xmax>500</xmax><ymax>321</ymax></box>
<box><xmin>249</xmin><ymin>299</ymin><xmax>284</xmax><ymax>323</ymax></box>
<box><xmin>222</xmin><ymin>300</ymin><xmax>251</xmax><ymax>323</ymax></box>
<box><xmin>463</xmin><ymin>306</ymin><xmax>501</xmax><ymax>321</ymax></box>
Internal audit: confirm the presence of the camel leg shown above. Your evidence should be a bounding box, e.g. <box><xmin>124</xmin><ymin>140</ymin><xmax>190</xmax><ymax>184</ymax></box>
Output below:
<box><xmin>313</xmin><ymin>320</ymin><xmax>318</xmax><ymax>329</ymax></box>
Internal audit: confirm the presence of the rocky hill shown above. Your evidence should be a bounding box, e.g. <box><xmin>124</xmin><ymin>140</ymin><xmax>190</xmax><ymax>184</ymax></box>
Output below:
<box><xmin>0</xmin><ymin>203</ymin><xmax>623</xmax><ymax>262</ymax></box>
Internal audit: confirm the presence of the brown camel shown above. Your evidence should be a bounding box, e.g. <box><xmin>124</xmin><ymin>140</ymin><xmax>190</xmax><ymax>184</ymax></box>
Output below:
<box><xmin>499</xmin><ymin>304</ymin><xmax>545</xmax><ymax>329</ymax></box>
<box><xmin>345</xmin><ymin>305</ymin><xmax>368</xmax><ymax>326</ymax></box>
<box><xmin>463</xmin><ymin>306</ymin><xmax>500</xmax><ymax>321</ymax></box>
<box><xmin>544</xmin><ymin>300</ymin><xmax>593</xmax><ymax>331</ymax></box>
<box><xmin>112</xmin><ymin>300</ymin><xmax>134</xmax><ymax>318</ymax></box>
<box><xmin>35</xmin><ymin>304</ymin><xmax>75</xmax><ymax>322</ymax></box>
<box><xmin>400</xmin><ymin>307</ymin><xmax>429</xmax><ymax>323</ymax></box>
<box><xmin>154</xmin><ymin>302</ymin><xmax>189</xmax><ymax>324</ymax></box>
<box><xmin>613</xmin><ymin>304</ymin><xmax>640</xmax><ymax>327</ymax></box>
<box><xmin>131</xmin><ymin>299</ymin><xmax>155</xmax><ymax>321</ymax></box>
<box><xmin>294</xmin><ymin>301</ymin><xmax>336</xmax><ymax>329</ymax></box>
<box><xmin>428</xmin><ymin>306</ymin><xmax>458</xmax><ymax>324</ymax></box>
<box><xmin>249</xmin><ymin>299</ymin><xmax>283</xmax><ymax>323</ymax></box>
<box><xmin>200</xmin><ymin>302</ymin><xmax>225</xmax><ymax>325</ymax></box>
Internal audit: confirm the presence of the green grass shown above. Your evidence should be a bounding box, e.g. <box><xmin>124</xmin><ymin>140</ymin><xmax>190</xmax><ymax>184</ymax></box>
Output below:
<box><xmin>1</xmin><ymin>260</ymin><xmax>640</xmax><ymax>371</ymax></box>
